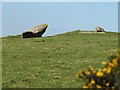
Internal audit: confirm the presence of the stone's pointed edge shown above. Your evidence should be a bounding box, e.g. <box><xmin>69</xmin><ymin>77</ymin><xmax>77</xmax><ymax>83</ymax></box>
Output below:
<box><xmin>41</xmin><ymin>24</ymin><xmax>48</xmax><ymax>27</ymax></box>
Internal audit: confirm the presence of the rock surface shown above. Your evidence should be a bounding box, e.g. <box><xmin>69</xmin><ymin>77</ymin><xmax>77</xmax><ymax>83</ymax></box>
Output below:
<box><xmin>22</xmin><ymin>24</ymin><xmax>48</xmax><ymax>38</ymax></box>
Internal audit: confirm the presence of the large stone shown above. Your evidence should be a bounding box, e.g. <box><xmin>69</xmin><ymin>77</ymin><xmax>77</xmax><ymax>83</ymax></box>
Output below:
<box><xmin>22</xmin><ymin>24</ymin><xmax>48</xmax><ymax>38</ymax></box>
<box><xmin>96</xmin><ymin>27</ymin><xmax>105</xmax><ymax>32</ymax></box>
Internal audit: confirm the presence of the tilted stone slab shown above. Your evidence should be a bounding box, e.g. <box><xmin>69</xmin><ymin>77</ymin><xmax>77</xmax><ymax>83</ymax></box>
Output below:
<box><xmin>22</xmin><ymin>24</ymin><xmax>48</xmax><ymax>38</ymax></box>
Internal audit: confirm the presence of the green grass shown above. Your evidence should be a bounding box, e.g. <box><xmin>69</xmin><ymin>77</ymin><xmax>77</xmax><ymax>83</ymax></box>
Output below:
<box><xmin>2</xmin><ymin>30</ymin><xmax>119</xmax><ymax>88</ymax></box>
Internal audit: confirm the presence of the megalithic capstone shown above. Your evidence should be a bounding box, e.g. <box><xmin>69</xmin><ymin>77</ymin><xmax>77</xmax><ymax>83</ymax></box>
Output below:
<box><xmin>95</xmin><ymin>27</ymin><xmax>105</xmax><ymax>32</ymax></box>
<box><xmin>22</xmin><ymin>24</ymin><xmax>48</xmax><ymax>38</ymax></box>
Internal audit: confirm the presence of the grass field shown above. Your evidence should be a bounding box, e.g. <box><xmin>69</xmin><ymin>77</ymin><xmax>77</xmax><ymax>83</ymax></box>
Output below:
<box><xmin>2</xmin><ymin>30</ymin><xmax>119</xmax><ymax>88</ymax></box>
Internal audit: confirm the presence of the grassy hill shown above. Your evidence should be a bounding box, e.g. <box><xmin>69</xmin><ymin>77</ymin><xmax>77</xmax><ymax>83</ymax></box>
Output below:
<box><xmin>2</xmin><ymin>30</ymin><xmax>119</xmax><ymax>88</ymax></box>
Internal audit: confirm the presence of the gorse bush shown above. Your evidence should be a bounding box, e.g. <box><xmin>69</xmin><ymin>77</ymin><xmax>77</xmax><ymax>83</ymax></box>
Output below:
<box><xmin>76</xmin><ymin>49</ymin><xmax>120</xmax><ymax>88</ymax></box>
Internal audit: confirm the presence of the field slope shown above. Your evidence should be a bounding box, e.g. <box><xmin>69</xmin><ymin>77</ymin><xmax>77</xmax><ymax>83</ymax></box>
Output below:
<box><xmin>2</xmin><ymin>30</ymin><xmax>118</xmax><ymax>88</ymax></box>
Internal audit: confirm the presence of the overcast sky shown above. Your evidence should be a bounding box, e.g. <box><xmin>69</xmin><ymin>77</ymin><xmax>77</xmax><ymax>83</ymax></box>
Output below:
<box><xmin>1</xmin><ymin>1</ymin><xmax>118</xmax><ymax>37</ymax></box>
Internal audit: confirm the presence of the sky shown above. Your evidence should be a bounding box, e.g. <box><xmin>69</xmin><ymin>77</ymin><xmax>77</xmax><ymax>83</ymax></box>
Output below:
<box><xmin>1</xmin><ymin>1</ymin><xmax>118</xmax><ymax>37</ymax></box>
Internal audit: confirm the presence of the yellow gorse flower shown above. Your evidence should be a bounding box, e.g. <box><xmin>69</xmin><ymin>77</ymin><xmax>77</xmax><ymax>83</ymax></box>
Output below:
<box><xmin>90</xmin><ymin>79</ymin><xmax>95</xmax><ymax>84</ymax></box>
<box><xmin>112</xmin><ymin>58</ymin><xmax>118</xmax><ymax>65</ymax></box>
<box><xmin>103</xmin><ymin>67</ymin><xmax>112</xmax><ymax>74</ymax></box>
<box><xmin>106</xmin><ymin>83</ymin><xmax>110</xmax><ymax>86</ymax></box>
<box><xmin>96</xmin><ymin>71</ymin><xmax>104</xmax><ymax>77</ymax></box>
<box><xmin>83</xmin><ymin>85</ymin><xmax>88</xmax><ymax>88</ymax></box>
<box><xmin>101</xmin><ymin>61</ymin><xmax>108</xmax><ymax>65</ymax></box>
<box><xmin>88</xmin><ymin>66</ymin><xmax>96</xmax><ymax>73</ymax></box>
<box><xmin>96</xmin><ymin>85</ymin><xmax>102</xmax><ymax>88</ymax></box>
<box><xmin>108</xmin><ymin>62</ymin><xmax>116</xmax><ymax>67</ymax></box>
<box><xmin>77</xmin><ymin>49</ymin><xmax>120</xmax><ymax>88</ymax></box>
